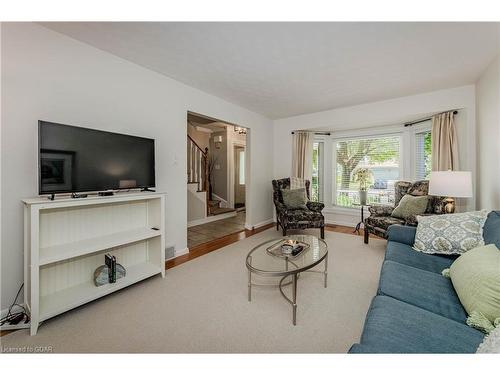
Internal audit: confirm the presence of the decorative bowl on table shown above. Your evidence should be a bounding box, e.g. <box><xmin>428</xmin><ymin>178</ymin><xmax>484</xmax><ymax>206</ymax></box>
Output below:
<box><xmin>266</xmin><ymin>239</ymin><xmax>310</xmax><ymax>258</ymax></box>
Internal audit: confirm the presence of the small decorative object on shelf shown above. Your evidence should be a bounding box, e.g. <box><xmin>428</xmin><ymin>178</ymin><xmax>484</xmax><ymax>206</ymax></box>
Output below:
<box><xmin>353</xmin><ymin>168</ymin><xmax>374</xmax><ymax>205</ymax></box>
<box><xmin>94</xmin><ymin>253</ymin><xmax>126</xmax><ymax>286</ymax></box>
<box><xmin>94</xmin><ymin>264</ymin><xmax>126</xmax><ymax>287</ymax></box>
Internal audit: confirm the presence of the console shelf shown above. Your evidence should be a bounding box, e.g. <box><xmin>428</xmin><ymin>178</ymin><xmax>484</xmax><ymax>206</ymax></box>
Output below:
<box><xmin>23</xmin><ymin>192</ymin><xmax>166</xmax><ymax>335</ymax></box>
<box><xmin>39</xmin><ymin>227</ymin><xmax>162</xmax><ymax>266</ymax></box>
<box><xmin>40</xmin><ymin>262</ymin><xmax>161</xmax><ymax>321</ymax></box>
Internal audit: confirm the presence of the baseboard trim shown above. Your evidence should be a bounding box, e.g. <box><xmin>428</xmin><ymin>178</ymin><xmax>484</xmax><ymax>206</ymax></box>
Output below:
<box><xmin>172</xmin><ymin>247</ymin><xmax>189</xmax><ymax>259</ymax></box>
<box><xmin>325</xmin><ymin>219</ymin><xmax>358</xmax><ymax>228</ymax></box>
<box><xmin>245</xmin><ymin>218</ymin><xmax>273</xmax><ymax>231</ymax></box>
<box><xmin>187</xmin><ymin>211</ymin><xmax>237</xmax><ymax>227</ymax></box>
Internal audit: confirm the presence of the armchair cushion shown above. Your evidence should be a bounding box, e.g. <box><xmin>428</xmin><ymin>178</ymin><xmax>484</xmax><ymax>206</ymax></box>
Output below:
<box><xmin>286</xmin><ymin>209</ymin><xmax>324</xmax><ymax>222</ymax></box>
<box><xmin>365</xmin><ymin>215</ymin><xmax>405</xmax><ymax>232</ymax></box>
<box><xmin>368</xmin><ymin>205</ymin><xmax>394</xmax><ymax>216</ymax></box>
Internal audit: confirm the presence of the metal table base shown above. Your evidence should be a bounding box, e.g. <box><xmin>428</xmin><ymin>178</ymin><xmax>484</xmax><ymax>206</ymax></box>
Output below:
<box><xmin>247</xmin><ymin>255</ymin><xmax>328</xmax><ymax>325</ymax></box>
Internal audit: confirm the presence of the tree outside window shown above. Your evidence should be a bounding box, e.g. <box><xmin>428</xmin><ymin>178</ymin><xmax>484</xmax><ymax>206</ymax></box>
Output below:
<box><xmin>335</xmin><ymin>136</ymin><xmax>400</xmax><ymax>207</ymax></box>
<box><xmin>311</xmin><ymin>141</ymin><xmax>323</xmax><ymax>202</ymax></box>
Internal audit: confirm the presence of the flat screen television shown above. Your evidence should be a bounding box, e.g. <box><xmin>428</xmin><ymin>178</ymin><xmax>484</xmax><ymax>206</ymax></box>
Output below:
<box><xmin>38</xmin><ymin>121</ymin><xmax>155</xmax><ymax>194</ymax></box>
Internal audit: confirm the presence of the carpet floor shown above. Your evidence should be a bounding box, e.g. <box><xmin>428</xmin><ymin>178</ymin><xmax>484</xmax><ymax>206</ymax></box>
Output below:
<box><xmin>0</xmin><ymin>228</ymin><xmax>386</xmax><ymax>353</ymax></box>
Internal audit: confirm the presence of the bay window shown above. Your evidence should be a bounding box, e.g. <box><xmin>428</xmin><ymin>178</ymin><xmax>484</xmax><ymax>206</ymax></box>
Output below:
<box><xmin>334</xmin><ymin>135</ymin><xmax>401</xmax><ymax>207</ymax></box>
<box><xmin>309</xmin><ymin>123</ymin><xmax>433</xmax><ymax>210</ymax></box>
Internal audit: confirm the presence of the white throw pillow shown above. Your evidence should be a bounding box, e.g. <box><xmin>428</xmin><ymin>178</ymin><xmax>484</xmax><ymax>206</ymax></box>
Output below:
<box><xmin>413</xmin><ymin>210</ymin><xmax>488</xmax><ymax>255</ymax></box>
<box><xmin>476</xmin><ymin>325</ymin><xmax>500</xmax><ymax>353</ymax></box>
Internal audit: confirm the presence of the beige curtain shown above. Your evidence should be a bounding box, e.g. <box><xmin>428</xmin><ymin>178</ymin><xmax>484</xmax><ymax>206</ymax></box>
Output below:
<box><xmin>431</xmin><ymin>111</ymin><xmax>459</xmax><ymax>171</ymax></box>
<box><xmin>291</xmin><ymin>131</ymin><xmax>313</xmax><ymax>181</ymax></box>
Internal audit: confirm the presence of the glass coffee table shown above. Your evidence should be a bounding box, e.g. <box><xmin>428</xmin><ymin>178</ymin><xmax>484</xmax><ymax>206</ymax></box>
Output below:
<box><xmin>245</xmin><ymin>234</ymin><xmax>328</xmax><ymax>325</ymax></box>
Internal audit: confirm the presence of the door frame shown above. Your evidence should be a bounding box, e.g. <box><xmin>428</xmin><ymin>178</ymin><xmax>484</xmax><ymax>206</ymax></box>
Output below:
<box><xmin>228</xmin><ymin>139</ymin><xmax>246</xmax><ymax>209</ymax></box>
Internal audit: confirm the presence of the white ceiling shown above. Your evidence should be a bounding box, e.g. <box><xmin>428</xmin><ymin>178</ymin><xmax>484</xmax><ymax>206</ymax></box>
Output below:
<box><xmin>41</xmin><ymin>22</ymin><xmax>498</xmax><ymax>119</ymax></box>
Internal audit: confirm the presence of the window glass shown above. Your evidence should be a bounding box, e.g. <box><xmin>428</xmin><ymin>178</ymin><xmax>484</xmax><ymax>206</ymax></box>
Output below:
<box><xmin>415</xmin><ymin>130</ymin><xmax>432</xmax><ymax>180</ymax></box>
<box><xmin>311</xmin><ymin>141</ymin><xmax>323</xmax><ymax>202</ymax></box>
<box><xmin>335</xmin><ymin>136</ymin><xmax>400</xmax><ymax>207</ymax></box>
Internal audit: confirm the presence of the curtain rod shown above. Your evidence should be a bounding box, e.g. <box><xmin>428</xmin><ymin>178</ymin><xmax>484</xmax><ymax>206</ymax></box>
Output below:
<box><xmin>404</xmin><ymin>110</ymin><xmax>458</xmax><ymax>127</ymax></box>
<box><xmin>291</xmin><ymin>131</ymin><xmax>331</xmax><ymax>135</ymax></box>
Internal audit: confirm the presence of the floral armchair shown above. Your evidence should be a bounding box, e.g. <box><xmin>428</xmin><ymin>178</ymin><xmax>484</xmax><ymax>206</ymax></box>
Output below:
<box><xmin>272</xmin><ymin>178</ymin><xmax>325</xmax><ymax>239</ymax></box>
<box><xmin>363</xmin><ymin>180</ymin><xmax>446</xmax><ymax>243</ymax></box>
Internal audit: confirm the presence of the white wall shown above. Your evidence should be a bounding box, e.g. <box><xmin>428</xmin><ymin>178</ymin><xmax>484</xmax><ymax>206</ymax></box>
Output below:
<box><xmin>273</xmin><ymin>85</ymin><xmax>478</xmax><ymax>225</ymax></box>
<box><xmin>0</xmin><ymin>23</ymin><xmax>274</xmax><ymax>310</ymax></box>
<box><xmin>476</xmin><ymin>55</ymin><xmax>500</xmax><ymax>210</ymax></box>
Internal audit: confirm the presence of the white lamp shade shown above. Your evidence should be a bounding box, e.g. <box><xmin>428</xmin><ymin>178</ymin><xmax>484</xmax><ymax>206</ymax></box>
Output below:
<box><xmin>428</xmin><ymin>171</ymin><xmax>473</xmax><ymax>198</ymax></box>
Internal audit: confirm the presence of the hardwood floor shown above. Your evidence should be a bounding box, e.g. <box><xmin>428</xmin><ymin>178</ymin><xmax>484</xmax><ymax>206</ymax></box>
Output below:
<box><xmin>325</xmin><ymin>223</ymin><xmax>378</xmax><ymax>239</ymax></box>
<box><xmin>166</xmin><ymin>223</ymin><xmax>275</xmax><ymax>269</ymax></box>
<box><xmin>166</xmin><ymin>222</ymin><xmax>371</xmax><ymax>270</ymax></box>
<box><xmin>188</xmin><ymin>211</ymin><xmax>246</xmax><ymax>248</ymax></box>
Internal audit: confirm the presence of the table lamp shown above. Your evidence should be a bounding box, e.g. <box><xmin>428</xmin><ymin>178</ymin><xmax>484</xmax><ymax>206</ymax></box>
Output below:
<box><xmin>428</xmin><ymin>171</ymin><xmax>472</xmax><ymax>214</ymax></box>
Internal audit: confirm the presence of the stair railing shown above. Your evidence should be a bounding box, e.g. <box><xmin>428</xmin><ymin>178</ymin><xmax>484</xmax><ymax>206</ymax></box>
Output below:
<box><xmin>187</xmin><ymin>134</ymin><xmax>209</xmax><ymax>194</ymax></box>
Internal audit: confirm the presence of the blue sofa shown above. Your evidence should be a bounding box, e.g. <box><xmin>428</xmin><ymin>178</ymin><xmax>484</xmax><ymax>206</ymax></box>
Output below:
<box><xmin>349</xmin><ymin>210</ymin><xmax>500</xmax><ymax>353</ymax></box>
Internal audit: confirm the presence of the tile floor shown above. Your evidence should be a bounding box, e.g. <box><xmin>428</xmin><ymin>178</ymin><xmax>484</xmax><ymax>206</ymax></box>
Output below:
<box><xmin>187</xmin><ymin>211</ymin><xmax>246</xmax><ymax>248</ymax></box>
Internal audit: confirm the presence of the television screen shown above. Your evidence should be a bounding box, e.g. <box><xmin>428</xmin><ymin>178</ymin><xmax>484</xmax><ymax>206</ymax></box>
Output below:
<box><xmin>39</xmin><ymin>121</ymin><xmax>155</xmax><ymax>194</ymax></box>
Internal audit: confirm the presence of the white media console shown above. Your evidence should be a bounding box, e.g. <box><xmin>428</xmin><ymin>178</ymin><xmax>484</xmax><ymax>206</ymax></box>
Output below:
<box><xmin>23</xmin><ymin>192</ymin><xmax>166</xmax><ymax>335</ymax></box>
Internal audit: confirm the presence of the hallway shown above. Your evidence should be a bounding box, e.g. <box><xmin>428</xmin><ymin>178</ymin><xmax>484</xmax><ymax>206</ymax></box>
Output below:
<box><xmin>187</xmin><ymin>211</ymin><xmax>246</xmax><ymax>248</ymax></box>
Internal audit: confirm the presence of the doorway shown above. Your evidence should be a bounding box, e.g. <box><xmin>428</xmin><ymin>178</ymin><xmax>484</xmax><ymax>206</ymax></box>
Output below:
<box><xmin>234</xmin><ymin>145</ymin><xmax>246</xmax><ymax>210</ymax></box>
<box><xmin>186</xmin><ymin>111</ymin><xmax>249</xmax><ymax>250</ymax></box>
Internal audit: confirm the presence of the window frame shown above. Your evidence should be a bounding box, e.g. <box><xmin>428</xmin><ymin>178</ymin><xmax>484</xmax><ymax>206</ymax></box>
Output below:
<box><xmin>331</xmin><ymin>132</ymin><xmax>403</xmax><ymax>208</ymax></box>
<box><xmin>310</xmin><ymin>122</ymin><xmax>432</xmax><ymax>211</ymax></box>
<box><xmin>408</xmin><ymin>120</ymin><xmax>432</xmax><ymax>181</ymax></box>
<box><xmin>311</xmin><ymin>139</ymin><xmax>325</xmax><ymax>202</ymax></box>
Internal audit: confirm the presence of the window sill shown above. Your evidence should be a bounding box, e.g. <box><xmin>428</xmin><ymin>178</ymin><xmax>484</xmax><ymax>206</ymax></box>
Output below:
<box><xmin>323</xmin><ymin>206</ymin><xmax>360</xmax><ymax>215</ymax></box>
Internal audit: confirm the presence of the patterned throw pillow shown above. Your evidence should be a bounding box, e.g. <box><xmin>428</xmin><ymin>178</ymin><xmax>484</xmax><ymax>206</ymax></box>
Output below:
<box><xmin>413</xmin><ymin>210</ymin><xmax>488</xmax><ymax>255</ymax></box>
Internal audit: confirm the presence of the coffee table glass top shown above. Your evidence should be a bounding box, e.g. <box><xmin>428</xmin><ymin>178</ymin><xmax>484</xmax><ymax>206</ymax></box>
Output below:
<box><xmin>246</xmin><ymin>235</ymin><xmax>328</xmax><ymax>276</ymax></box>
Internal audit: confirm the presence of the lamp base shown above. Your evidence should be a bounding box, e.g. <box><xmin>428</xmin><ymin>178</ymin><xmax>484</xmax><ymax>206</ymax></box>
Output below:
<box><xmin>443</xmin><ymin>197</ymin><xmax>456</xmax><ymax>214</ymax></box>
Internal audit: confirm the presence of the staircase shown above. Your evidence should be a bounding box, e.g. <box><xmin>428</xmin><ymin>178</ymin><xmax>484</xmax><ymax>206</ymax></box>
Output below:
<box><xmin>208</xmin><ymin>199</ymin><xmax>234</xmax><ymax>215</ymax></box>
<box><xmin>187</xmin><ymin>135</ymin><xmax>208</xmax><ymax>193</ymax></box>
<box><xmin>187</xmin><ymin>135</ymin><xmax>236</xmax><ymax>218</ymax></box>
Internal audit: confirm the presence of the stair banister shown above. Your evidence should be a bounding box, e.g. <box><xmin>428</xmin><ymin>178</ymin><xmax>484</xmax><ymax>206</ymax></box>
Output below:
<box><xmin>187</xmin><ymin>135</ymin><xmax>209</xmax><ymax>199</ymax></box>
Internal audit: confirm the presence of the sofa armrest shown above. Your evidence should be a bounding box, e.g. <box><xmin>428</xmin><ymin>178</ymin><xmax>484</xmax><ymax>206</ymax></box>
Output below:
<box><xmin>368</xmin><ymin>205</ymin><xmax>394</xmax><ymax>216</ymax></box>
<box><xmin>306</xmin><ymin>201</ymin><xmax>325</xmax><ymax>212</ymax></box>
<box><xmin>387</xmin><ymin>225</ymin><xmax>417</xmax><ymax>246</ymax></box>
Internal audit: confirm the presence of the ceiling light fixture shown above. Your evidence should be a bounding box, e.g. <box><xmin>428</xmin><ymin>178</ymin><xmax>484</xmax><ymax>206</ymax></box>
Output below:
<box><xmin>234</xmin><ymin>126</ymin><xmax>247</xmax><ymax>135</ymax></box>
